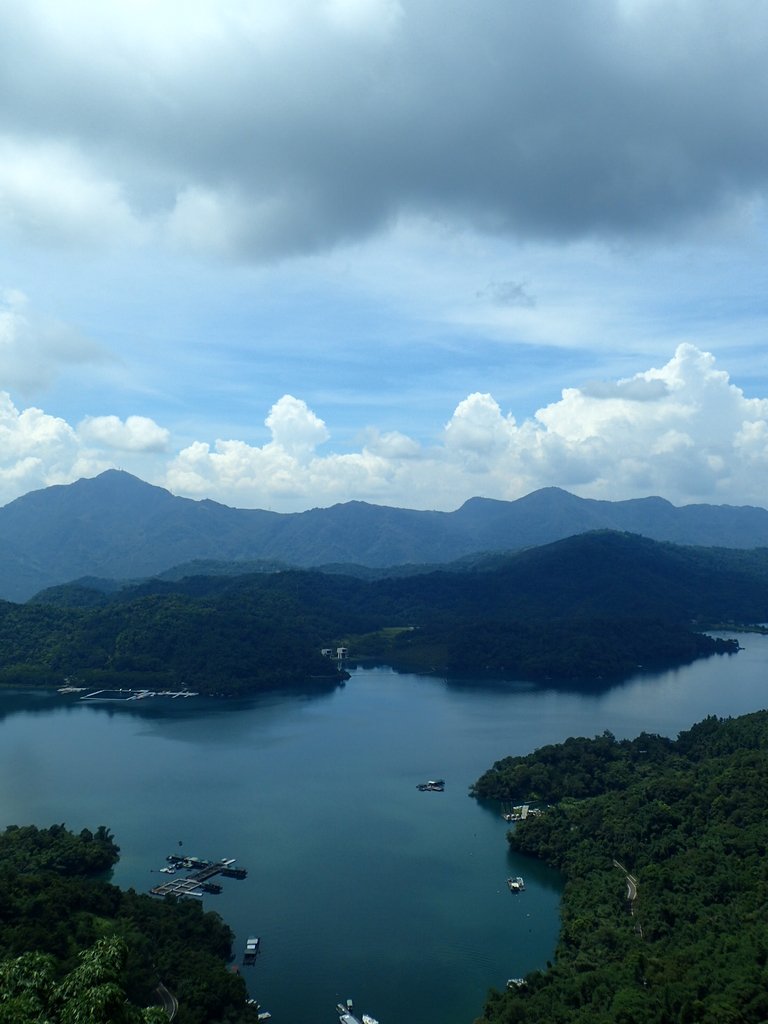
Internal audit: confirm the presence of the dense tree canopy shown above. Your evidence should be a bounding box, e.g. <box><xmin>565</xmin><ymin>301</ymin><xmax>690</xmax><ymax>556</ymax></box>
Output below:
<box><xmin>3</xmin><ymin>531</ymin><xmax>757</xmax><ymax>692</ymax></box>
<box><xmin>0</xmin><ymin>825</ymin><xmax>257</xmax><ymax>1024</ymax></box>
<box><xmin>472</xmin><ymin>711</ymin><xmax>768</xmax><ymax>1024</ymax></box>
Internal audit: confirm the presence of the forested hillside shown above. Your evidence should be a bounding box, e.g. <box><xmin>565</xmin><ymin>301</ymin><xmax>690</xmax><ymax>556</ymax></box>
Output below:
<box><xmin>0</xmin><ymin>825</ymin><xmax>255</xmax><ymax>1024</ymax></box>
<box><xmin>471</xmin><ymin>712</ymin><xmax>768</xmax><ymax>1024</ymax></box>
<box><xmin>3</xmin><ymin>531</ymin><xmax>762</xmax><ymax>692</ymax></box>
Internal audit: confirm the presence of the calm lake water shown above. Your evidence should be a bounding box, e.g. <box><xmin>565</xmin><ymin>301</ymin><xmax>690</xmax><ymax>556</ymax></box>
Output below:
<box><xmin>1</xmin><ymin>633</ymin><xmax>767</xmax><ymax>1024</ymax></box>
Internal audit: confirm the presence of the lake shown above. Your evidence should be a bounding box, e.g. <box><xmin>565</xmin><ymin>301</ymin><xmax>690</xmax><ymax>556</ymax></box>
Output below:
<box><xmin>1</xmin><ymin>633</ymin><xmax>767</xmax><ymax>1024</ymax></box>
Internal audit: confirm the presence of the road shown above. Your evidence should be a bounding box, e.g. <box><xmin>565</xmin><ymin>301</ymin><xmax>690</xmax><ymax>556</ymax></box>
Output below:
<box><xmin>156</xmin><ymin>982</ymin><xmax>179</xmax><ymax>1021</ymax></box>
<box><xmin>613</xmin><ymin>858</ymin><xmax>638</xmax><ymax>909</ymax></box>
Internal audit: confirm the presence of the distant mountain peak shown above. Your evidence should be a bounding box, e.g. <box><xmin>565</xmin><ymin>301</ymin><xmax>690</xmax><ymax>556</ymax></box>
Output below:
<box><xmin>0</xmin><ymin>474</ymin><xmax>766</xmax><ymax>602</ymax></box>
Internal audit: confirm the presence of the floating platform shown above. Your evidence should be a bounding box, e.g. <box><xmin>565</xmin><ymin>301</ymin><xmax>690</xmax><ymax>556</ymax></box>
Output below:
<box><xmin>150</xmin><ymin>855</ymin><xmax>247</xmax><ymax>898</ymax></box>
<box><xmin>79</xmin><ymin>688</ymin><xmax>198</xmax><ymax>701</ymax></box>
<box><xmin>150</xmin><ymin>876</ymin><xmax>204</xmax><ymax>898</ymax></box>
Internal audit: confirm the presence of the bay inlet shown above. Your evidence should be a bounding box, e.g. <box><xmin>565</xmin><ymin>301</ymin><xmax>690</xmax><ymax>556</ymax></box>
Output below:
<box><xmin>0</xmin><ymin>632</ymin><xmax>764</xmax><ymax>1023</ymax></box>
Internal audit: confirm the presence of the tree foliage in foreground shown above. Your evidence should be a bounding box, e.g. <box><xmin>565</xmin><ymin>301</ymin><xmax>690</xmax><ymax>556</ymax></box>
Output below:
<box><xmin>0</xmin><ymin>825</ymin><xmax>257</xmax><ymax>1024</ymax></box>
<box><xmin>472</xmin><ymin>711</ymin><xmax>768</xmax><ymax>1024</ymax></box>
<box><xmin>0</xmin><ymin>936</ymin><xmax>166</xmax><ymax>1024</ymax></box>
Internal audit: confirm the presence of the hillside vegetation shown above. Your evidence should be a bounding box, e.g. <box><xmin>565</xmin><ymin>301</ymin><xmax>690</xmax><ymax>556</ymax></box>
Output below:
<box><xmin>3</xmin><ymin>531</ymin><xmax>764</xmax><ymax>693</ymax></box>
<box><xmin>0</xmin><ymin>824</ymin><xmax>255</xmax><ymax>1024</ymax></box>
<box><xmin>471</xmin><ymin>711</ymin><xmax>768</xmax><ymax>1024</ymax></box>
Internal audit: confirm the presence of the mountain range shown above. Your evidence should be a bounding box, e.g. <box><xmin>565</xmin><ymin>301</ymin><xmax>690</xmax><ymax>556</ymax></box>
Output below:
<box><xmin>1</xmin><ymin>469</ymin><xmax>767</xmax><ymax>601</ymax></box>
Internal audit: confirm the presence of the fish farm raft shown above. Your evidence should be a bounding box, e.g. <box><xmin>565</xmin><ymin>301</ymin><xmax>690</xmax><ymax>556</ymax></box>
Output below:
<box><xmin>150</xmin><ymin>855</ymin><xmax>248</xmax><ymax>899</ymax></box>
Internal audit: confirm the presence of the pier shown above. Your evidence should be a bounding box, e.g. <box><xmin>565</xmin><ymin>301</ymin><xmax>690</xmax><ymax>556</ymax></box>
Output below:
<box><xmin>74</xmin><ymin>688</ymin><xmax>198</xmax><ymax>702</ymax></box>
<box><xmin>150</xmin><ymin>856</ymin><xmax>247</xmax><ymax>898</ymax></box>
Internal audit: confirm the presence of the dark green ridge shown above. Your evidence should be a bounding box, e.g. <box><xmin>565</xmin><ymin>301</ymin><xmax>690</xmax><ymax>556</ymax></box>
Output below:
<box><xmin>0</xmin><ymin>531</ymin><xmax>760</xmax><ymax>693</ymax></box>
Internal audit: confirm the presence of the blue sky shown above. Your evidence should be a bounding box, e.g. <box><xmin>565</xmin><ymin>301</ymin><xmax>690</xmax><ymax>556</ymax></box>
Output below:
<box><xmin>1</xmin><ymin>0</ymin><xmax>768</xmax><ymax>511</ymax></box>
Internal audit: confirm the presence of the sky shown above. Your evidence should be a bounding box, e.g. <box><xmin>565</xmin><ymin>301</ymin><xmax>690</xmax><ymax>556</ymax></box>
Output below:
<box><xmin>1</xmin><ymin>0</ymin><xmax>768</xmax><ymax>513</ymax></box>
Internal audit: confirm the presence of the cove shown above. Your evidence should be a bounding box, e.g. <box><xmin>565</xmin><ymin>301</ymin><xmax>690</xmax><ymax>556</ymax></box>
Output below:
<box><xmin>0</xmin><ymin>633</ymin><xmax>766</xmax><ymax>1024</ymax></box>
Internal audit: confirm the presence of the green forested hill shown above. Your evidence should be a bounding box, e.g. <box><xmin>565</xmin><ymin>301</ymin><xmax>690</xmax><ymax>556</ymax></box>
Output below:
<box><xmin>6</xmin><ymin>531</ymin><xmax>767</xmax><ymax>692</ymax></box>
<box><xmin>0</xmin><ymin>824</ymin><xmax>255</xmax><ymax>1024</ymax></box>
<box><xmin>471</xmin><ymin>712</ymin><xmax>768</xmax><ymax>1024</ymax></box>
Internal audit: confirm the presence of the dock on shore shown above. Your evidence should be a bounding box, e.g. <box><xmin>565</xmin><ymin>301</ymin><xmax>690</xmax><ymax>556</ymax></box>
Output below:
<box><xmin>502</xmin><ymin>803</ymin><xmax>529</xmax><ymax>821</ymax></box>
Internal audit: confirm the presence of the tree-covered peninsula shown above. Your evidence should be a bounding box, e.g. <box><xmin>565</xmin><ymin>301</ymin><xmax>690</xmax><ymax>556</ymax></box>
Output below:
<box><xmin>471</xmin><ymin>711</ymin><xmax>768</xmax><ymax>1024</ymax></box>
<box><xmin>0</xmin><ymin>824</ymin><xmax>256</xmax><ymax>1024</ymax></box>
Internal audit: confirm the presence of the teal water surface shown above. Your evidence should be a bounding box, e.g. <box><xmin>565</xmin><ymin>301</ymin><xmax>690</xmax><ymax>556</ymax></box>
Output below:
<box><xmin>0</xmin><ymin>633</ymin><xmax>766</xmax><ymax>1024</ymax></box>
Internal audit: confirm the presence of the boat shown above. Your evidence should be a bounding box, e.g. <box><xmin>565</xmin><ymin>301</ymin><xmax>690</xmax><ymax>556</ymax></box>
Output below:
<box><xmin>336</xmin><ymin>1001</ymin><xmax>367</xmax><ymax>1024</ymax></box>
<box><xmin>246</xmin><ymin>1001</ymin><xmax>271</xmax><ymax>1020</ymax></box>
<box><xmin>242</xmin><ymin>936</ymin><xmax>260</xmax><ymax>964</ymax></box>
<box><xmin>335</xmin><ymin>997</ymin><xmax>379</xmax><ymax>1024</ymax></box>
<box><xmin>507</xmin><ymin>876</ymin><xmax>525</xmax><ymax>892</ymax></box>
<box><xmin>416</xmin><ymin>778</ymin><xmax>445</xmax><ymax>791</ymax></box>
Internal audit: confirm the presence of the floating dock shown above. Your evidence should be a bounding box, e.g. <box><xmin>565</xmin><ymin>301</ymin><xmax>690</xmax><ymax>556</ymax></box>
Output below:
<box><xmin>78</xmin><ymin>688</ymin><xmax>198</xmax><ymax>702</ymax></box>
<box><xmin>150</xmin><ymin>856</ymin><xmax>247</xmax><ymax>898</ymax></box>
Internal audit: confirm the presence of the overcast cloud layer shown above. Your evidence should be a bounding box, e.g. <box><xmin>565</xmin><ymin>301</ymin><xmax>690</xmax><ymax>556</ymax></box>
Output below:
<box><xmin>1</xmin><ymin>1</ymin><xmax>767</xmax><ymax>513</ymax></box>
<box><xmin>3</xmin><ymin>0</ymin><xmax>768</xmax><ymax>258</ymax></box>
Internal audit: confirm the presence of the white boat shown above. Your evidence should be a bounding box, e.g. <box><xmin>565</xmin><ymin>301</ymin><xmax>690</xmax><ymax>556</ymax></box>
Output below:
<box><xmin>336</xmin><ymin>999</ymin><xmax>377</xmax><ymax>1024</ymax></box>
<box><xmin>507</xmin><ymin>876</ymin><xmax>525</xmax><ymax>892</ymax></box>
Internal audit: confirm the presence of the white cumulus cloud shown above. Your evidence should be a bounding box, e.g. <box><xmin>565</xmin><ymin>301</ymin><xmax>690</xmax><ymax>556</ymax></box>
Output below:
<box><xmin>0</xmin><ymin>392</ymin><xmax>91</xmax><ymax>497</ymax></box>
<box><xmin>0</xmin><ymin>345</ymin><xmax>766</xmax><ymax>514</ymax></box>
<box><xmin>264</xmin><ymin>395</ymin><xmax>330</xmax><ymax>457</ymax></box>
<box><xmin>161</xmin><ymin>345</ymin><xmax>768</xmax><ymax>511</ymax></box>
<box><xmin>77</xmin><ymin>414</ymin><xmax>170</xmax><ymax>452</ymax></box>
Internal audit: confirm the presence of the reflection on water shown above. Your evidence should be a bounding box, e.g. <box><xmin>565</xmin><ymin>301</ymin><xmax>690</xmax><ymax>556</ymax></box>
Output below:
<box><xmin>0</xmin><ymin>634</ymin><xmax>766</xmax><ymax>1024</ymax></box>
